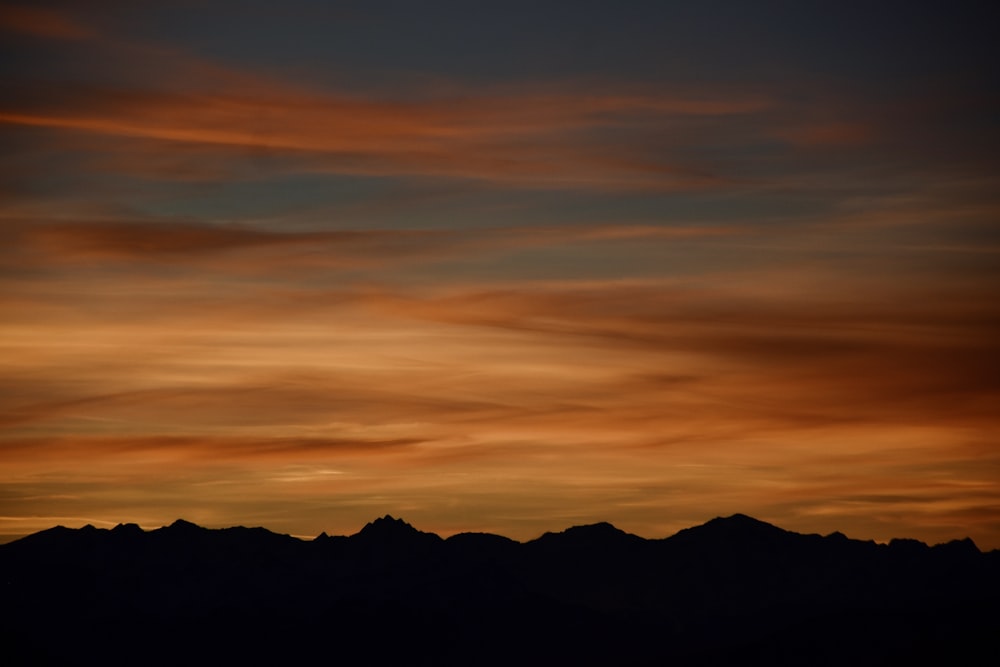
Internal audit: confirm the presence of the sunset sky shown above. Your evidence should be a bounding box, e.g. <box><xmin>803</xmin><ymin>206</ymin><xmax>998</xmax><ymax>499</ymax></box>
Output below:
<box><xmin>2</xmin><ymin>1</ymin><xmax>998</xmax><ymax>547</ymax></box>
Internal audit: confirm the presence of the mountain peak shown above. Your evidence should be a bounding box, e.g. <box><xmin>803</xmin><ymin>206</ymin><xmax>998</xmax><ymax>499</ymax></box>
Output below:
<box><xmin>357</xmin><ymin>514</ymin><xmax>416</xmax><ymax>535</ymax></box>
<box><xmin>933</xmin><ymin>536</ymin><xmax>980</xmax><ymax>556</ymax></box>
<box><xmin>352</xmin><ymin>515</ymin><xmax>442</xmax><ymax>547</ymax></box>
<box><xmin>717</xmin><ymin>512</ymin><xmax>770</xmax><ymax>525</ymax></box>
<box><xmin>569</xmin><ymin>521</ymin><xmax>620</xmax><ymax>533</ymax></box>
<box><xmin>545</xmin><ymin>521</ymin><xmax>636</xmax><ymax>540</ymax></box>
<box><xmin>111</xmin><ymin>522</ymin><xmax>144</xmax><ymax>537</ymax></box>
<box><xmin>668</xmin><ymin>513</ymin><xmax>789</xmax><ymax>546</ymax></box>
<box><xmin>529</xmin><ymin>521</ymin><xmax>643</xmax><ymax>554</ymax></box>
<box><xmin>706</xmin><ymin>513</ymin><xmax>781</xmax><ymax>531</ymax></box>
<box><xmin>166</xmin><ymin>518</ymin><xmax>204</xmax><ymax>532</ymax></box>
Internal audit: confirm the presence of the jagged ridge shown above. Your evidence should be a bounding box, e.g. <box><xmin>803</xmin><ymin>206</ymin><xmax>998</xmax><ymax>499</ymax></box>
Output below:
<box><xmin>1</xmin><ymin>513</ymin><xmax>996</xmax><ymax>667</ymax></box>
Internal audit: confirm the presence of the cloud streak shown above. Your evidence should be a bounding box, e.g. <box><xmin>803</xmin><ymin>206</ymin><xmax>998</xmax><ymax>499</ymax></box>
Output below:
<box><xmin>0</xmin><ymin>4</ymin><xmax>94</xmax><ymax>40</ymax></box>
<box><xmin>0</xmin><ymin>83</ymin><xmax>771</xmax><ymax>191</ymax></box>
<box><xmin>2</xmin><ymin>2</ymin><xmax>998</xmax><ymax>548</ymax></box>
<box><xmin>3</xmin><ymin>216</ymin><xmax>746</xmax><ymax>274</ymax></box>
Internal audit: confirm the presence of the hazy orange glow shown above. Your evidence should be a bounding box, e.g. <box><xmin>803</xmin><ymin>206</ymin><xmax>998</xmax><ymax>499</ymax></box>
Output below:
<box><xmin>1</xmin><ymin>2</ymin><xmax>997</xmax><ymax>547</ymax></box>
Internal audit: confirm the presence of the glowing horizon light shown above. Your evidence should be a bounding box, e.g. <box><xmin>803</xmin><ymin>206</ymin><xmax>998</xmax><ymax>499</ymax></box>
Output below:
<box><xmin>1</xmin><ymin>2</ymin><xmax>997</xmax><ymax>549</ymax></box>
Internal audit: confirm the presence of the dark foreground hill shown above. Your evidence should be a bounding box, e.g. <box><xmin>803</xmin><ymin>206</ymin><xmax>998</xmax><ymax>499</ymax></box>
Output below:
<box><xmin>2</xmin><ymin>514</ymin><xmax>997</xmax><ymax>666</ymax></box>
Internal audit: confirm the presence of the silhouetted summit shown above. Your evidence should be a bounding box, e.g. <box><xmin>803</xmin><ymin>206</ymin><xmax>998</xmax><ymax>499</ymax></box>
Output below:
<box><xmin>1</xmin><ymin>514</ymin><xmax>997</xmax><ymax>666</ymax></box>
<box><xmin>355</xmin><ymin>514</ymin><xmax>430</xmax><ymax>539</ymax></box>
<box><xmin>351</xmin><ymin>514</ymin><xmax>442</xmax><ymax>555</ymax></box>
<box><xmin>111</xmin><ymin>522</ymin><xmax>143</xmax><ymax>535</ymax></box>
<box><xmin>933</xmin><ymin>536</ymin><xmax>980</xmax><ymax>556</ymax></box>
<box><xmin>670</xmin><ymin>512</ymin><xmax>789</xmax><ymax>543</ymax></box>
<box><xmin>527</xmin><ymin>522</ymin><xmax>644</xmax><ymax>567</ymax></box>
<box><xmin>533</xmin><ymin>521</ymin><xmax>642</xmax><ymax>546</ymax></box>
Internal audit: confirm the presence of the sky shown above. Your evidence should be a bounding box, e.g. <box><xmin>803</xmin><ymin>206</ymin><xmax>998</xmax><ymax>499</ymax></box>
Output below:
<box><xmin>1</xmin><ymin>1</ymin><xmax>998</xmax><ymax>547</ymax></box>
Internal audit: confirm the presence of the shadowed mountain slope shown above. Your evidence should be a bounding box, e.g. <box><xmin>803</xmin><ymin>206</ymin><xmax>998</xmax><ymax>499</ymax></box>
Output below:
<box><xmin>1</xmin><ymin>514</ymin><xmax>997</xmax><ymax>666</ymax></box>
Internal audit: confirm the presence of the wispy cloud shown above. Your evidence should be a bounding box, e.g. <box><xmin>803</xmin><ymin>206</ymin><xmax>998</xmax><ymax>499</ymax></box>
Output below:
<box><xmin>2</xmin><ymin>2</ymin><xmax>997</xmax><ymax>548</ymax></box>
<box><xmin>0</xmin><ymin>84</ymin><xmax>769</xmax><ymax>190</ymax></box>
<box><xmin>3</xmin><ymin>216</ymin><xmax>746</xmax><ymax>272</ymax></box>
<box><xmin>0</xmin><ymin>4</ymin><xmax>94</xmax><ymax>40</ymax></box>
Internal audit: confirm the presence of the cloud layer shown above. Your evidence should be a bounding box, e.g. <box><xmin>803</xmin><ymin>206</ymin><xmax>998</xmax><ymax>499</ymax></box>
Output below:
<box><xmin>1</xmin><ymin>1</ymin><xmax>998</xmax><ymax>546</ymax></box>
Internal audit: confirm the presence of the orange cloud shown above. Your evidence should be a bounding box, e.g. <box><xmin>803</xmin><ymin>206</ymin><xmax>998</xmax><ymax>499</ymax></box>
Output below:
<box><xmin>0</xmin><ymin>5</ymin><xmax>93</xmax><ymax>40</ymax></box>
<box><xmin>364</xmin><ymin>279</ymin><xmax>1000</xmax><ymax>426</ymax></box>
<box><xmin>778</xmin><ymin>121</ymin><xmax>872</xmax><ymax>147</ymax></box>
<box><xmin>2</xmin><ymin>22</ymin><xmax>997</xmax><ymax>549</ymax></box>
<box><xmin>2</xmin><ymin>217</ymin><xmax>745</xmax><ymax>274</ymax></box>
<box><xmin>0</xmin><ymin>83</ymin><xmax>769</xmax><ymax>190</ymax></box>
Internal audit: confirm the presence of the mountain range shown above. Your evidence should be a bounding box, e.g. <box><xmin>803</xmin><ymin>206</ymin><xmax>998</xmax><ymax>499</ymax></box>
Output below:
<box><xmin>2</xmin><ymin>514</ymin><xmax>997</xmax><ymax>666</ymax></box>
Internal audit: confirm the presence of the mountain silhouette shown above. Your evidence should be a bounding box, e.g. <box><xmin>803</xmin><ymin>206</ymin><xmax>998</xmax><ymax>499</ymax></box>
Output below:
<box><xmin>353</xmin><ymin>514</ymin><xmax>443</xmax><ymax>552</ymax></box>
<box><xmin>1</xmin><ymin>514</ymin><xmax>997</xmax><ymax>666</ymax></box>
<box><xmin>530</xmin><ymin>520</ymin><xmax>644</xmax><ymax>550</ymax></box>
